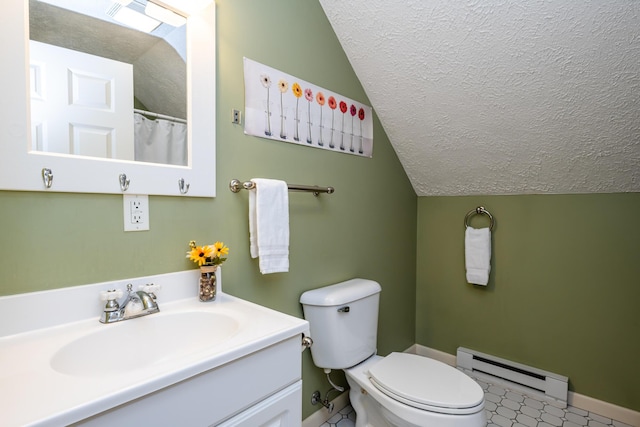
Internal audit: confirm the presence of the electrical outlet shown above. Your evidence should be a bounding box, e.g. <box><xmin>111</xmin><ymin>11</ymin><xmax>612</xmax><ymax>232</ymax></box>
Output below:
<box><xmin>232</xmin><ymin>109</ymin><xmax>241</xmax><ymax>124</ymax></box>
<box><xmin>130</xmin><ymin>200</ymin><xmax>143</xmax><ymax>224</ymax></box>
<box><xmin>123</xmin><ymin>194</ymin><xmax>149</xmax><ymax>231</ymax></box>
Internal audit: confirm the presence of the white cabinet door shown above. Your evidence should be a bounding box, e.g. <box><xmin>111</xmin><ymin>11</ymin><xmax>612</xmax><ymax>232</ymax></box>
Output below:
<box><xmin>71</xmin><ymin>337</ymin><xmax>301</xmax><ymax>427</ymax></box>
<box><xmin>30</xmin><ymin>40</ymin><xmax>134</xmax><ymax>160</ymax></box>
<box><xmin>216</xmin><ymin>381</ymin><xmax>302</xmax><ymax>427</ymax></box>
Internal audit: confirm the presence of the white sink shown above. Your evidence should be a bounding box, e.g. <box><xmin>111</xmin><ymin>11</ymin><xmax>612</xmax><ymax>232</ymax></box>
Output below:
<box><xmin>0</xmin><ymin>270</ymin><xmax>309</xmax><ymax>427</ymax></box>
<box><xmin>50</xmin><ymin>311</ymin><xmax>240</xmax><ymax>376</ymax></box>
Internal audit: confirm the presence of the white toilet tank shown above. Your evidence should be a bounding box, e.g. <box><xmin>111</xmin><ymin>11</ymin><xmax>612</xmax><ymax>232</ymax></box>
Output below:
<box><xmin>300</xmin><ymin>278</ymin><xmax>382</xmax><ymax>370</ymax></box>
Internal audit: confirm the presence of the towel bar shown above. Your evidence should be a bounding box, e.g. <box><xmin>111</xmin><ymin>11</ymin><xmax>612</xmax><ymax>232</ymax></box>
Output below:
<box><xmin>229</xmin><ymin>179</ymin><xmax>334</xmax><ymax>196</ymax></box>
<box><xmin>464</xmin><ymin>206</ymin><xmax>495</xmax><ymax>231</ymax></box>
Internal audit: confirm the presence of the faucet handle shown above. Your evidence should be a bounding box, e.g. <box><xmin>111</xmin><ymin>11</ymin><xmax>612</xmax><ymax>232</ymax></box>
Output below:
<box><xmin>139</xmin><ymin>283</ymin><xmax>161</xmax><ymax>294</ymax></box>
<box><xmin>100</xmin><ymin>289</ymin><xmax>123</xmax><ymax>301</ymax></box>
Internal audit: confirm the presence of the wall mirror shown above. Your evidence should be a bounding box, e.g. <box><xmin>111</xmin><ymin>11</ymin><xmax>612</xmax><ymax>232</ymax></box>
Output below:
<box><xmin>0</xmin><ymin>0</ymin><xmax>216</xmax><ymax>197</ymax></box>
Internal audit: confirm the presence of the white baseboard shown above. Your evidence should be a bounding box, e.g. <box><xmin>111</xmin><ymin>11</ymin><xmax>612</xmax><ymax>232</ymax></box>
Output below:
<box><xmin>568</xmin><ymin>392</ymin><xmax>640</xmax><ymax>427</ymax></box>
<box><xmin>409</xmin><ymin>343</ymin><xmax>457</xmax><ymax>365</ymax></box>
<box><xmin>302</xmin><ymin>391</ymin><xmax>350</xmax><ymax>427</ymax></box>
<box><xmin>413</xmin><ymin>344</ymin><xmax>640</xmax><ymax>427</ymax></box>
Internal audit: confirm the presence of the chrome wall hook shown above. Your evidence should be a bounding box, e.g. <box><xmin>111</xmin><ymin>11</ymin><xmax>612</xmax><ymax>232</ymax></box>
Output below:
<box><xmin>41</xmin><ymin>168</ymin><xmax>53</xmax><ymax>188</ymax></box>
<box><xmin>119</xmin><ymin>173</ymin><xmax>130</xmax><ymax>192</ymax></box>
<box><xmin>178</xmin><ymin>178</ymin><xmax>190</xmax><ymax>194</ymax></box>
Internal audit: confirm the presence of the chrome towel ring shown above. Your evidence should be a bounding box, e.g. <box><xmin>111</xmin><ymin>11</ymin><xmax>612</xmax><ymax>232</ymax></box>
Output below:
<box><xmin>464</xmin><ymin>206</ymin><xmax>495</xmax><ymax>231</ymax></box>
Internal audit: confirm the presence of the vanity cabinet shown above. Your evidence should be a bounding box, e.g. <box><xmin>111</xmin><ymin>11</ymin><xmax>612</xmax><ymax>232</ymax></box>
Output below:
<box><xmin>0</xmin><ymin>271</ymin><xmax>309</xmax><ymax>427</ymax></box>
<box><xmin>217</xmin><ymin>381</ymin><xmax>301</xmax><ymax>427</ymax></box>
<box><xmin>71</xmin><ymin>336</ymin><xmax>302</xmax><ymax>427</ymax></box>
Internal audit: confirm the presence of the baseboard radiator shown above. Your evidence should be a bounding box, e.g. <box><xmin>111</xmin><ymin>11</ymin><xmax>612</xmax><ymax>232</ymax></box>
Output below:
<box><xmin>456</xmin><ymin>347</ymin><xmax>569</xmax><ymax>407</ymax></box>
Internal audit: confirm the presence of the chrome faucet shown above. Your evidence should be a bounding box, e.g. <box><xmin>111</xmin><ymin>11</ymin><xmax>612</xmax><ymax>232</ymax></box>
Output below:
<box><xmin>100</xmin><ymin>283</ymin><xmax>160</xmax><ymax>324</ymax></box>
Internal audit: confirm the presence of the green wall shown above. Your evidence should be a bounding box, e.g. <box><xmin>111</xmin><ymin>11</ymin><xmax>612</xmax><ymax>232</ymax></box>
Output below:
<box><xmin>0</xmin><ymin>0</ymin><xmax>417</xmax><ymax>419</ymax></box>
<box><xmin>2</xmin><ymin>0</ymin><xmax>638</xmax><ymax>419</ymax></box>
<box><xmin>416</xmin><ymin>193</ymin><xmax>640</xmax><ymax>411</ymax></box>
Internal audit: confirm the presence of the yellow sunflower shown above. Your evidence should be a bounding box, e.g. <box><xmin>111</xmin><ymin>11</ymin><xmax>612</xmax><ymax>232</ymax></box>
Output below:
<box><xmin>211</xmin><ymin>241</ymin><xmax>229</xmax><ymax>258</ymax></box>
<box><xmin>187</xmin><ymin>245</ymin><xmax>214</xmax><ymax>266</ymax></box>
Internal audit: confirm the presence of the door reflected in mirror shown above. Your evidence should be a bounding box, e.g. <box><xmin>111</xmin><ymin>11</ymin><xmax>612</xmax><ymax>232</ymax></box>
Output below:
<box><xmin>29</xmin><ymin>0</ymin><xmax>187</xmax><ymax>166</ymax></box>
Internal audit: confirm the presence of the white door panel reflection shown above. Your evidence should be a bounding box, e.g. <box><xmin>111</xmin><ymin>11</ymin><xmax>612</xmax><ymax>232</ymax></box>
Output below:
<box><xmin>30</xmin><ymin>40</ymin><xmax>133</xmax><ymax>160</ymax></box>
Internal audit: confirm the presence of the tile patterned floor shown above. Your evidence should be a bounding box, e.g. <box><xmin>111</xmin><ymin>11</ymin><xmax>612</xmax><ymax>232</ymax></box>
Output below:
<box><xmin>320</xmin><ymin>404</ymin><xmax>356</xmax><ymax>427</ymax></box>
<box><xmin>469</xmin><ymin>373</ymin><xmax>633</xmax><ymax>427</ymax></box>
<box><xmin>318</xmin><ymin>374</ymin><xmax>634</xmax><ymax>427</ymax></box>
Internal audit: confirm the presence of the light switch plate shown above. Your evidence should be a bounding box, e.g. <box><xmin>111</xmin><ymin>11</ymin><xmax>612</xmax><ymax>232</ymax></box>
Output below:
<box><xmin>123</xmin><ymin>194</ymin><xmax>149</xmax><ymax>231</ymax></box>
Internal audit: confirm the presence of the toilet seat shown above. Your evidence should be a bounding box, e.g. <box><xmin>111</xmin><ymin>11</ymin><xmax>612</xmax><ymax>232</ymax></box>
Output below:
<box><xmin>367</xmin><ymin>353</ymin><xmax>485</xmax><ymax>415</ymax></box>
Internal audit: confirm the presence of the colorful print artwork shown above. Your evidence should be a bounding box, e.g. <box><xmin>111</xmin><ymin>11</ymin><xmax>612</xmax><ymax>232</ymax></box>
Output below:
<box><xmin>243</xmin><ymin>58</ymin><xmax>373</xmax><ymax>157</ymax></box>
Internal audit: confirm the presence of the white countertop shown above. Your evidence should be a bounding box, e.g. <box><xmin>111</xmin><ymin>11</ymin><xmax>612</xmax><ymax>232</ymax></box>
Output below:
<box><xmin>0</xmin><ymin>271</ymin><xmax>308</xmax><ymax>427</ymax></box>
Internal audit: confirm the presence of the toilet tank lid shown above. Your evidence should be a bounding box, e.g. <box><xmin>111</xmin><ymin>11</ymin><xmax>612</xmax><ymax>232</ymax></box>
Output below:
<box><xmin>300</xmin><ymin>278</ymin><xmax>381</xmax><ymax>306</ymax></box>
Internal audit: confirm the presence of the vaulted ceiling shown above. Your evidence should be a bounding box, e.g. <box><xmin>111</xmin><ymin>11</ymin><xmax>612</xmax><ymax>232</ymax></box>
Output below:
<box><xmin>319</xmin><ymin>0</ymin><xmax>640</xmax><ymax>196</ymax></box>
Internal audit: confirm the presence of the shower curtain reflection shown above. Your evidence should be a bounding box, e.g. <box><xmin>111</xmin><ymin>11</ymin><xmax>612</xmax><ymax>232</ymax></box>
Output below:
<box><xmin>134</xmin><ymin>113</ymin><xmax>188</xmax><ymax>166</ymax></box>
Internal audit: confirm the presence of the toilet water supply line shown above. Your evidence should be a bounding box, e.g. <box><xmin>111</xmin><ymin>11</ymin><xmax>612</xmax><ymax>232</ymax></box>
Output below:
<box><xmin>325</xmin><ymin>368</ymin><xmax>345</xmax><ymax>393</ymax></box>
<box><xmin>317</xmin><ymin>368</ymin><xmax>344</xmax><ymax>413</ymax></box>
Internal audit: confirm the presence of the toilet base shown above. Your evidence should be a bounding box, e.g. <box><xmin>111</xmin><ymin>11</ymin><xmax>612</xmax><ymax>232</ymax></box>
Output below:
<box><xmin>345</xmin><ymin>355</ymin><xmax>486</xmax><ymax>427</ymax></box>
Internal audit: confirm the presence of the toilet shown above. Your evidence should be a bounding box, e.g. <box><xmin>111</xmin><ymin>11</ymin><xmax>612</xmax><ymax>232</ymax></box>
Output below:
<box><xmin>300</xmin><ymin>278</ymin><xmax>486</xmax><ymax>427</ymax></box>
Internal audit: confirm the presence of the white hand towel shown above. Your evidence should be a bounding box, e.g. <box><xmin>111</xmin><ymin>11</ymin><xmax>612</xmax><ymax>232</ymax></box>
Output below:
<box><xmin>465</xmin><ymin>226</ymin><xmax>491</xmax><ymax>286</ymax></box>
<box><xmin>249</xmin><ymin>178</ymin><xmax>289</xmax><ymax>274</ymax></box>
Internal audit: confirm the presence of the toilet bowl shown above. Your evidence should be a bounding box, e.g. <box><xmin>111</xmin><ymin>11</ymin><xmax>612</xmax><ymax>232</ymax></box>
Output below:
<box><xmin>300</xmin><ymin>278</ymin><xmax>486</xmax><ymax>427</ymax></box>
<box><xmin>345</xmin><ymin>353</ymin><xmax>485</xmax><ymax>427</ymax></box>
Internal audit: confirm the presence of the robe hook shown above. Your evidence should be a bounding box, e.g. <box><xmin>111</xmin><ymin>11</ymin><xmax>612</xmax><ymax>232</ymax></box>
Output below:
<box><xmin>119</xmin><ymin>173</ymin><xmax>130</xmax><ymax>192</ymax></box>
<box><xmin>178</xmin><ymin>178</ymin><xmax>190</xmax><ymax>194</ymax></box>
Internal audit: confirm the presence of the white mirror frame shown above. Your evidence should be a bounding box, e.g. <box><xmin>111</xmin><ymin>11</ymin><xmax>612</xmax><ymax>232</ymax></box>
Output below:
<box><xmin>0</xmin><ymin>0</ymin><xmax>216</xmax><ymax>197</ymax></box>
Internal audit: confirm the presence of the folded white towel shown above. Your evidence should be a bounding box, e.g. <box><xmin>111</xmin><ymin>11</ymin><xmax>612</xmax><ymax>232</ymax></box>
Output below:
<box><xmin>249</xmin><ymin>178</ymin><xmax>289</xmax><ymax>274</ymax></box>
<box><xmin>465</xmin><ymin>226</ymin><xmax>491</xmax><ymax>286</ymax></box>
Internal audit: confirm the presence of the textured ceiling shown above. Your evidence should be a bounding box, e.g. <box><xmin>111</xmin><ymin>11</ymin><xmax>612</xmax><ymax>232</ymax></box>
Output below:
<box><xmin>319</xmin><ymin>0</ymin><xmax>640</xmax><ymax>196</ymax></box>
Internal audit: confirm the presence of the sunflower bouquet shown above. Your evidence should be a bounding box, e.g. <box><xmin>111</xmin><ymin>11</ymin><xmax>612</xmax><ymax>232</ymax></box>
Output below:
<box><xmin>187</xmin><ymin>240</ymin><xmax>229</xmax><ymax>267</ymax></box>
<box><xmin>187</xmin><ymin>240</ymin><xmax>229</xmax><ymax>302</ymax></box>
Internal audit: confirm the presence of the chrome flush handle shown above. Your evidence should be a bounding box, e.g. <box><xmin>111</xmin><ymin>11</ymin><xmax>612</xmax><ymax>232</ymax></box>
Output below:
<box><xmin>301</xmin><ymin>334</ymin><xmax>313</xmax><ymax>349</ymax></box>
